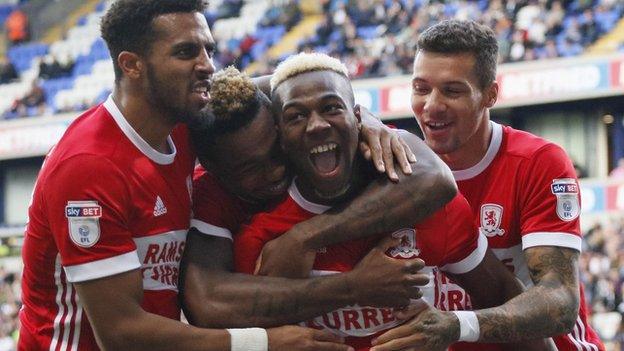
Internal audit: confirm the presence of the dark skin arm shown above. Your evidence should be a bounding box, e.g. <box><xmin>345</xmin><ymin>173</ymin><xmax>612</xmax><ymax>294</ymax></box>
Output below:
<box><xmin>180</xmin><ymin>229</ymin><xmax>427</xmax><ymax>328</ymax></box>
<box><xmin>256</xmin><ymin>130</ymin><xmax>457</xmax><ymax>276</ymax></box>
<box><xmin>370</xmin><ymin>247</ymin><xmax>577</xmax><ymax>350</ymax></box>
<box><xmin>75</xmin><ymin>269</ymin><xmax>351</xmax><ymax>351</ymax></box>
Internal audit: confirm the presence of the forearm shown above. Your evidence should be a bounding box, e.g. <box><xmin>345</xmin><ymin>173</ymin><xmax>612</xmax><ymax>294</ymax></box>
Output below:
<box><xmin>183</xmin><ymin>266</ymin><xmax>358</xmax><ymax>328</ymax></box>
<box><xmin>475</xmin><ymin>282</ymin><xmax>579</xmax><ymax>342</ymax></box>
<box><xmin>95</xmin><ymin>311</ymin><xmax>230</xmax><ymax>351</ymax></box>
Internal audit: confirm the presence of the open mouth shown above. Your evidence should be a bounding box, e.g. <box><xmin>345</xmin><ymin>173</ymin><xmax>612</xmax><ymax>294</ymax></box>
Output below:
<box><xmin>193</xmin><ymin>81</ymin><xmax>211</xmax><ymax>103</ymax></box>
<box><xmin>309</xmin><ymin>142</ymin><xmax>340</xmax><ymax>176</ymax></box>
<box><xmin>425</xmin><ymin>121</ymin><xmax>452</xmax><ymax>131</ymax></box>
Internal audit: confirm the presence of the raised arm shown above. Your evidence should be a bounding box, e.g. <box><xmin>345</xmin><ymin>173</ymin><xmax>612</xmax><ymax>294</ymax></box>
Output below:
<box><xmin>180</xmin><ymin>229</ymin><xmax>427</xmax><ymax>328</ymax></box>
<box><xmin>257</xmin><ymin>130</ymin><xmax>456</xmax><ymax>276</ymax></box>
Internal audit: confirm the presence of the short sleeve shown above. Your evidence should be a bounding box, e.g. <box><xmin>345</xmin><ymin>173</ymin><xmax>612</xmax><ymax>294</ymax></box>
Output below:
<box><xmin>191</xmin><ymin>169</ymin><xmax>234</xmax><ymax>240</ymax></box>
<box><xmin>44</xmin><ymin>154</ymin><xmax>140</xmax><ymax>283</ymax></box>
<box><xmin>519</xmin><ymin>144</ymin><xmax>582</xmax><ymax>252</ymax></box>
<box><xmin>233</xmin><ymin>221</ymin><xmax>272</xmax><ymax>274</ymax></box>
<box><xmin>434</xmin><ymin>194</ymin><xmax>487</xmax><ymax>274</ymax></box>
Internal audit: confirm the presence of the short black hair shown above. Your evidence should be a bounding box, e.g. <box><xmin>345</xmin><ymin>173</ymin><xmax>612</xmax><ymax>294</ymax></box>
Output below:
<box><xmin>100</xmin><ymin>0</ymin><xmax>208</xmax><ymax>82</ymax></box>
<box><xmin>417</xmin><ymin>20</ymin><xmax>498</xmax><ymax>89</ymax></box>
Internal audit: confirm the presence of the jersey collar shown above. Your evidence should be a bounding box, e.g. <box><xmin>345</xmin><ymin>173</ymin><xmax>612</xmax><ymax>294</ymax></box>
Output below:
<box><xmin>452</xmin><ymin>121</ymin><xmax>502</xmax><ymax>181</ymax></box>
<box><xmin>103</xmin><ymin>95</ymin><xmax>176</xmax><ymax>165</ymax></box>
<box><xmin>288</xmin><ymin>179</ymin><xmax>332</xmax><ymax>214</ymax></box>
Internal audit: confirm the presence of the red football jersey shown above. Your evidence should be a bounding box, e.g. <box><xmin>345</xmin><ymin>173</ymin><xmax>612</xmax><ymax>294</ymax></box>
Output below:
<box><xmin>191</xmin><ymin>165</ymin><xmax>252</xmax><ymax>239</ymax></box>
<box><xmin>440</xmin><ymin>122</ymin><xmax>604</xmax><ymax>351</ymax></box>
<box><xmin>235</xmin><ymin>181</ymin><xmax>488</xmax><ymax>351</ymax></box>
<box><xmin>19</xmin><ymin>97</ymin><xmax>195</xmax><ymax>351</ymax></box>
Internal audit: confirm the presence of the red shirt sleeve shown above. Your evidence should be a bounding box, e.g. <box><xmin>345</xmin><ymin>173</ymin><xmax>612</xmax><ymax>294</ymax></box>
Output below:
<box><xmin>233</xmin><ymin>216</ymin><xmax>277</xmax><ymax>274</ymax></box>
<box><xmin>519</xmin><ymin>144</ymin><xmax>582</xmax><ymax>251</ymax></box>
<box><xmin>416</xmin><ymin>194</ymin><xmax>485</xmax><ymax>274</ymax></box>
<box><xmin>43</xmin><ymin>154</ymin><xmax>139</xmax><ymax>283</ymax></box>
<box><xmin>191</xmin><ymin>166</ymin><xmax>240</xmax><ymax>239</ymax></box>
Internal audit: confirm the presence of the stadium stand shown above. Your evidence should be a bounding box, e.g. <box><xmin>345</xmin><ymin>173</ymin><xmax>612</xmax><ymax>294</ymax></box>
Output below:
<box><xmin>1</xmin><ymin>0</ymin><xmax>624</xmax><ymax>350</ymax></box>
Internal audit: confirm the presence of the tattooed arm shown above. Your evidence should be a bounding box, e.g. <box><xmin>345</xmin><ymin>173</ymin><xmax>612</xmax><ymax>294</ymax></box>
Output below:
<box><xmin>370</xmin><ymin>246</ymin><xmax>577</xmax><ymax>350</ymax></box>
<box><xmin>180</xmin><ymin>229</ymin><xmax>427</xmax><ymax>328</ymax></box>
<box><xmin>475</xmin><ymin>246</ymin><xmax>579</xmax><ymax>341</ymax></box>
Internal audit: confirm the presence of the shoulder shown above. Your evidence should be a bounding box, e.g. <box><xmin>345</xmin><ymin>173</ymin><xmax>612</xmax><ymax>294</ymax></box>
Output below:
<box><xmin>503</xmin><ymin>125</ymin><xmax>567</xmax><ymax>160</ymax></box>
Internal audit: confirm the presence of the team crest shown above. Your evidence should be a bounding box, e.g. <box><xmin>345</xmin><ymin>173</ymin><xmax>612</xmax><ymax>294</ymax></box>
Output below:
<box><xmin>388</xmin><ymin>228</ymin><xmax>420</xmax><ymax>258</ymax></box>
<box><xmin>65</xmin><ymin>201</ymin><xmax>101</xmax><ymax>248</ymax></box>
<box><xmin>551</xmin><ymin>178</ymin><xmax>580</xmax><ymax>221</ymax></box>
<box><xmin>479</xmin><ymin>204</ymin><xmax>505</xmax><ymax>237</ymax></box>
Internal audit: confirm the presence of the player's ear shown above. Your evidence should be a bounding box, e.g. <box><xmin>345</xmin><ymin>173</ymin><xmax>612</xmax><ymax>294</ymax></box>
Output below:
<box><xmin>353</xmin><ymin>104</ymin><xmax>362</xmax><ymax>130</ymax></box>
<box><xmin>484</xmin><ymin>81</ymin><xmax>498</xmax><ymax>108</ymax></box>
<box><xmin>117</xmin><ymin>51</ymin><xmax>143</xmax><ymax>80</ymax></box>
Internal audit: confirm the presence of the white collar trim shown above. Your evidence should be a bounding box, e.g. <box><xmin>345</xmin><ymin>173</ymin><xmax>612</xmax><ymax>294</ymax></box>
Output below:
<box><xmin>103</xmin><ymin>95</ymin><xmax>176</xmax><ymax>165</ymax></box>
<box><xmin>288</xmin><ymin>179</ymin><xmax>331</xmax><ymax>214</ymax></box>
<box><xmin>452</xmin><ymin>121</ymin><xmax>502</xmax><ymax>181</ymax></box>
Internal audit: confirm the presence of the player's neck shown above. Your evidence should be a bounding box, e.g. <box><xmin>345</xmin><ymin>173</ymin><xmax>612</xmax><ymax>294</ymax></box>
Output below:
<box><xmin>441</xmin><ymin>117</ymin><xmax>492</xmax><ymax>171</ymax></box>
<box><xmin>296</xmin><ymin>157</ymin><xmax>367</xmax><ymax>206</ymax></box>
<box><xmin>112</xmin><ymin>89</ymin><xmax>175</xmax><ymax>154</ymax></box>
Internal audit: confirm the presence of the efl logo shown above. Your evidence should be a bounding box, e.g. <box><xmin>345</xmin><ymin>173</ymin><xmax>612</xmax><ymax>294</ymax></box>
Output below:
<box><xmin>65</xmin><ymin>205</ymin><xmax>102</xmax><ymax>218</ymax></box>
<box><xmin>551</xmin><ymin>178</ymin><xmax>580</xmax><ymax>221</ymax></box>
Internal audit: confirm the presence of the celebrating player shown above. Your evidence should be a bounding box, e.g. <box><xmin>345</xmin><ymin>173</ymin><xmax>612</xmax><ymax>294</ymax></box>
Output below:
<box><xmin>181</xmin><ymin>66</ymin><xmax>455</xmax><ymax>328</ymax></box>
<box><xmin>370</xmin><ymin>20</ymin><xmax>605</xmax><ymax>351</ymax></box>
<box><xmin>18</xmin><ymin>1</ymin><xmax>364</xmax><ymax>350</ymax></box>
<box><xmin>230</xmin><ymin>52</ymin><xmax>548</xmax><ymax>351</ymax></box>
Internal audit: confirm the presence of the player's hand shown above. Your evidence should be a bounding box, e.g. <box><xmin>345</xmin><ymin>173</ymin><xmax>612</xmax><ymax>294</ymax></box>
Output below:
<box><xmin>370</xmin><ymin>306</ymin><xmax>459</xmax><ymax>351</ymax></box>
<box><xmin>255</xmin><ymin>231</ymin><xmax>315</xmax><ymax>278</ymax></box>
<box><xmin>358</xmin><ymin>105</ymin><xmax>416</xmax><ymax>182</ymax></box>
<box><xmin>267</xmin><ymin>325</ymin><xmax>354</xmax><ymax>351</ymax></box>
<box><xmin>349</xmin><ymin>236</ymin><xmax>428</xmax><ymax>307</ymax></box>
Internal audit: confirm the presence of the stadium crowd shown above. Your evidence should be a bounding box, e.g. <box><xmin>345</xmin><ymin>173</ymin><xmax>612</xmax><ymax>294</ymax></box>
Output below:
<box><xmin>1</xmin><ymin>0</ymin><xmax>623</xmax><ymax>119</ymax></box>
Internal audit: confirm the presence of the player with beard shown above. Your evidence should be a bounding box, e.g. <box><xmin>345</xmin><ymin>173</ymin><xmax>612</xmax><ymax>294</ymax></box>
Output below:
<box><xmin>370</xmin><ymin>20</ymin><xmax>604</xmax><ymax>351</ymax></box>
<box><xmin>181</xmin><ymin>66</ymin><xmax>453</xmax><ymax>329</ymax></box>
<box><xmin>231</xmin><ymin>53</ymin><xmax>549</xmax><ymax>351</ymax></box>
<box><xmin>18</xmin><ymin>1</ymin><xmax>360</xmax><ymax>351</ymax></box>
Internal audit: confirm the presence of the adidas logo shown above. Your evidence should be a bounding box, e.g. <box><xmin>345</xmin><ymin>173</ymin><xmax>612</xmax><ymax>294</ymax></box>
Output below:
<box><xmin>153</xmin><ymin>196</ymin><xmax>167</xmax><ymax>217</ymax></box>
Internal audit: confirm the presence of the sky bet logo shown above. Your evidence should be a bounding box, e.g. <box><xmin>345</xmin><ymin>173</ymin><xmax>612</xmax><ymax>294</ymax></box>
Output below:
<box><xmin>551</xmin><ymin>182</ymin><xmax>578</xmax><ymax>194</ymax></box>
<box><xmin>65</xmin><ymin>204</ymin><xmax>102</xmax><ymax>218</ymax></box>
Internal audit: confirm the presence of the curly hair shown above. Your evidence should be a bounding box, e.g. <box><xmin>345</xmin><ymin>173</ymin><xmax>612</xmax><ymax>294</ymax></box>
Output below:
<box><xmin>417</xmin><ymin>20</ymin><xmax>498</xmax><ymax>89</ymax></box>
<box><xmin>189</xmin><ymin>66</ymin><xmax>271</xmax><ymax>161</ymax></box>
<box><xmin>100</xmin><ymin>0</ymin><xmax>208</xmax><ymax>82</ymax></box>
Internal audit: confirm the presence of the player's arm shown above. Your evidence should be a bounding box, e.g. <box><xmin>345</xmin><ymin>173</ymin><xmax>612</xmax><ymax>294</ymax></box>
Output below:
<box><xmin>180</xmin><ymin>228</ymin><xmax>427</xmax><ymax>328</ymax></box>
<box><xmin>257</xmin><ymin>130</ymin><xmax>456</xmax><ymax>277</ymax></box>
<box><xmin>77</xmin><ymin>267</ymin><xmax>353</xmax><ymax>351</ymax></box>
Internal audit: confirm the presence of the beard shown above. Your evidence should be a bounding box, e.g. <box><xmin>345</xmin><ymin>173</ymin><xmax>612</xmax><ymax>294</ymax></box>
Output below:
<box><xmin>144</xmin><ymin>63</ymin><xmax>212</xmax><ymax>126</ymax></box>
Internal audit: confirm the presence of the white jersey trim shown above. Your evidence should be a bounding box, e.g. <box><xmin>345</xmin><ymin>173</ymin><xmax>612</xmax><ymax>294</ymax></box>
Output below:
<box><xmin>522</xmin><ymin>232</ymin><xmax>582</xmax><ymax>252</ymax></box>
<box><xmin>103</xmin><ymin>95</ymin><xmax>176</xmax><ymax>165</ymax></box>
<box><xmin>441</xmin><ymin>233</ymin><xmax>488</xmax><ymax>274</ymax></box>
<box><xmin>288</xmin><ymin>180</ymin><xmax>331</xmax><ymax>214</ymax></box>
<box><xmin>50</xmin><ymin>254</ymin><xmax>84</xmax><ymax>351</ymax></box>
<box><xmin>453</xmin><ymin>121</ymin><xmax>503</xmax><ymax>181</ymax></box>
<box><xmin>64</xmin><ymin>250</ymin><xmax>141</xmax><ymax>283</ymax></box>
<box><xmin>191</xmin><ymin>219</ymin><xmax>233</xmax><ymax>240</ymax></box>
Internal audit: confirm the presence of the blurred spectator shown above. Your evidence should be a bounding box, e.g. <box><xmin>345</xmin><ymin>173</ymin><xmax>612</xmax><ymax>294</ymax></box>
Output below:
<box><xmin>3</xmin><ymin>80</ymin><xmax>47</xmax><ymax>119</ymax></box>
<box><xmin>5</xmin><ymin>7</ymin><xmax>28</xmax><ymax>46</ymax></box>
<box><xmin>0</xmin><ymin>58</ymin><xmax>17</xmax><ymax>84</ymax></box>
<box><xmin>38</xmin><ymin>55</ymin><xmax>74</xmax><ymax>80</ymax></box>
<box><xmin>0</xmin><ymin>266</ymin><xmax>19</xmax><ymax>351</ymax></box>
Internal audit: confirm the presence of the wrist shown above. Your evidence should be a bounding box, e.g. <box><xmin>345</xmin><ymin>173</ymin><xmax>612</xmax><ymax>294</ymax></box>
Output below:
<box><xmin>451</xmin><ymin>311</ymin><xmax>480</xmax><ymax>342</ymax></box>
<box><xmin>227</xmin><ymin>328</ymin><xmax>268</xmax><ymax>351</ymax></box>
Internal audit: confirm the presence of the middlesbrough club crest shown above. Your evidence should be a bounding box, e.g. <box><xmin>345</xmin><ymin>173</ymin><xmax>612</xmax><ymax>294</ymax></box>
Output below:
<box><xmin>479</xmin><ymin>204</ymin><xmax>505</xmax><ymax>237</ymax></box>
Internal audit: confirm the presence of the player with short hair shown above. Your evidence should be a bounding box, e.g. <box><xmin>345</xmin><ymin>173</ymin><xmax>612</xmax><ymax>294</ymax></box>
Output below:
<box><xmin>181</xmin><ymin>66</ymin><xmax>456</xmax><ymax>328</ymax></box>
<box><xmin>370</xmin><ymin>19</ymin><xmax>605</xmax><ymax>351</ymax></box>
<box><xmin>18</xmin><ymin>1</ymin><xmax>362</xmax><ymax>350</ymax></box>
<box><xmin>230</xmin><ymin>52</ymin><xmax>545</xmax><ymax>351</ymax></box>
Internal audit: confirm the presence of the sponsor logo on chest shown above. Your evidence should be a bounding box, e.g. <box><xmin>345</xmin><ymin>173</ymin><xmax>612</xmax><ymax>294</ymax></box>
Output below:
<box><xmin>65</xmin><ymin>201</ymin><xmax>102</xmax><ymax>248</ymax></box>
<box><xmin>479</xmin><ymin>203</ymin><xmax>505</xmax><ymax>237</ymax></box>
<box><xmin>304</xmin><ymin>305</ymin><xmax>402</xmax><ymax>337</ymax></box>
<box><xmin>135</xmin><ymin>231</ymin><xmax>186</xmax><ymax>291</ymax></box>
<box><xmin>551</xmin><ymin>178</ymin><xmax>580</xmax><ymax>221</ymax></box>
